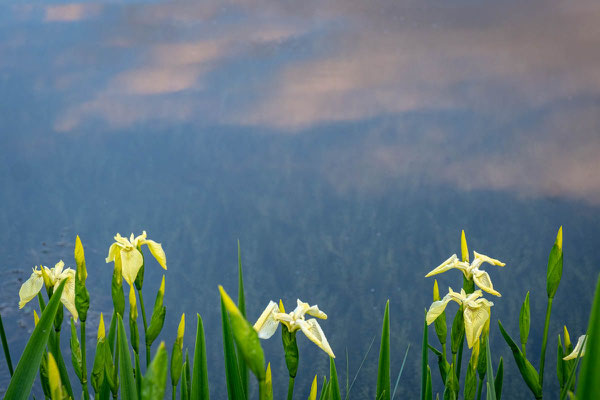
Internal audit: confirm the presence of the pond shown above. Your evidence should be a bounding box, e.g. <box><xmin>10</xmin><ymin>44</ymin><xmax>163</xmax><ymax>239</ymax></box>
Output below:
<box><xmin>1</xmin><ymin>1</ymin><xmax>599</xmax><ymax>398</ymax></box>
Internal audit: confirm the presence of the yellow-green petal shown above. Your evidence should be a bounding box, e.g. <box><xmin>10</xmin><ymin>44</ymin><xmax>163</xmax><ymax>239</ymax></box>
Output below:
<box><xmin>298</xmin><ymin>319</ymin><xmax>335</xmax><ymax>358</ymax></box>
<box><xmin>461</xmin><ymin>230</ymin><xmax>469</xmax><ymax>263</ymax></box>
<box><xmin>253</xmin><ymin>301</ymin><xmax>280</xmax><ymax>339</ymax></box>
<box><xmin>473</xmin><ymin>251</ymin><xmax>505</xmax><ymax>267</ymax></box>
<box><xmin>120</xmin><ymin>247</ymin><xmax>144</xmax><ymax>285</ymax></box>
<box><xmin>463</xmin><ymin>305</ymin><xmax>489</xmax><ymax>348</ymax></box>
<box><xmin>106</xmin><ymin>242</ymin><xmax>121</xmax><ymax>263</ymax></box>
<box><xmin>563</xmin><ymin>335</ymin><xmax>586</xmax><ymax>360</ymax></box>
<box><xmin>59</xmin><ymin>269</ymin><xmax>78</xmax><ymax>321</ymax></box>
<box><xmin>18</xmin><ymin>271</ymin><xmax>44</xmax><ymax>309</ymax></box>
<box><xmin>144</xmin><ymin>239</ymin><xmax>167</xmax><ymax>270</ymax></box>
<box><xmin>425</xmin><ymin>254</ymin><xmax>460</xmax><ymax>277</ymax></box>
<box><xmin>472</xmin><ymin>269</ymin><xmax>501</xmax><ymax>297</ymax></box>
<box><xmin>426</xmin><ymin>296</ymin><xmax>452</xmax><ymax>325</ymax></box>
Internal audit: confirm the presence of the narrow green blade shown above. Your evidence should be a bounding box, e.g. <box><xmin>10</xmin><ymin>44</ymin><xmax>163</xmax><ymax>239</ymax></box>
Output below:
<box><xmin>376</xmin><ymin>300</ymin><xmax>390</xmax><ymax>400</ymax></box>
<box><xmin>485</xmin><ymin>339</ymin><xmax>496</xmax><ymax>400</ymax></box>
<box><xmin>117</xmin><ymin>313</ymin><xmax>139</xmax><ymax>400</ymax></box>
<box><xmin>328</xmin><ymin>357</ymin><xmax>341</xmax><ymax>400</ymax></box>
<box><xmin>4</xmin><ymin>279</ymin><xmax>67</xmax><ymax>400</ymax></box>
<box><xmin>191</xmin><ymin>314</ymin><xmax>210</xmax><ymax>400</ymax></box>
<box><xmin>576</xmin><ymin>275</ymin><xmax>600</xmax><ymax>398</ymax></box>
<box><xmin>220</xmin><ymin>299</ymin><xmax>246</xmax><ymax>400</ymax></box>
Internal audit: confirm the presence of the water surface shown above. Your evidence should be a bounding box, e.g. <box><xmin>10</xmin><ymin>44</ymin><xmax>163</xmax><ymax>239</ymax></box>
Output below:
<box><xmin>1</xmin><ymin>1</ymin><xmax>600</xmax><ymax>398</ymax></box>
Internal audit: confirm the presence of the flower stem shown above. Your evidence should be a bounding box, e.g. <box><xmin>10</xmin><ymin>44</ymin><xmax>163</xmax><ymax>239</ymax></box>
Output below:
<box><xmin>0</xmin><ymin>313</ymin><xmax>14</xmax><ymax>376</ymax></box>
<box><xmin>81</xmin><ymin>321</ymin><xmax>90</xmax><ymax>400</ymax></box>
<box><xmin>172</xmin><ymin>385</ymin><xmax>176</xmax><ymax>400</ymax></box>
<box><xmin>539</xmin><ymin>297</ymin><xmax>554</xmax><ymax>389</ymax></box>
<box><xmin>137</xmin><ymin>288</ymin><xmax>150</xmax><ymax>366</ymax></box>
<box><xmin>287</xmin><ymin>376</ymin><xmax>295</xmax><ymax>400</ymax></box>
<box><xmin>476</xmin><ymin>376</ymin><xmax>484</xmax><ymax>400</ymax></box>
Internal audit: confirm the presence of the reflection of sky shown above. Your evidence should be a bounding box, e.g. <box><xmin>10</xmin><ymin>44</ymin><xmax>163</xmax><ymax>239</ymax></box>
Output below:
<box><xmin>2</xmin><ymin>0</ymin><xmax>600</xmax><ymax>202</ymax></box>
<box><xmin>2</xmin><ymin>1</ymin><xmax>600</xmax><ymax>398</ymax></box>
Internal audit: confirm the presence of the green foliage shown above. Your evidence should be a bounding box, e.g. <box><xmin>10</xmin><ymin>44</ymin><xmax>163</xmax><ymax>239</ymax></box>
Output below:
<box><xmin>4</xmin><ymin>279</ymin><xmax>66</xmax><ymax>400</ymax></box>
<box><xmin>519</xmin><ymin>292</ymin><xmax>530</xmax><ymax>353</ymax></box>
<box><xmin>576</xmin><ymin>275</ymin><xmax>600</xmax><ymax>398</ymax></box>
<box><xmin>494</xmin><ymin>357</ymin><xmax>503</xmax><ymax>400</ymax></box>
<box><xmin>485</xmin><ymin>338</ymin><xmax>496</xmax><ymax>400</ymax></box>
<box><xmin>220</xmin><ymin>298</ymin><xmax>246</xmax><ymax>400</ymax></box>
<box><xmin>546</xmin><ymin>226</ymin><xmax>563</xmax><ymax>299</ymax></box>
<box><xmin>146</xmin><ymin>277</ymin><xmax>166</xmax><ymax>347</ymax></box>
<box><xmin>118</xmin><ymin>313</ymin><xmax>139</xmax><ymax>400</ymax></box>
<box><xmin>237</xmin><ymin>240</ymin><xmax>249</xmax><ymax>398</ymax></box>
<box><xmin>141</xmin><ymin>342</ymin><xmax>168</xmax><ymax>400</ymax></box>
<box><xmin>376</xmin><ymin>300</ymin><xmax>390</xmax><ymax>400</ymax></box>
<box><xmin>191</xmin><ymin>314</ymin><xmax>210</xmax><ymax>400</ymax></box>
<box><xmin>70</xmin><ymin>318</ymin><xmax>83</xmax><ymax>381</ymax></box>
<box><xmin>328</xmin><ymin>357</ymin><xmax>341</xmax><ymax>400</ymax></box>
<box><xmin>498</xmin><ymin>320</ymin><xmax>541</xmax><ymax>398</ymax></box>
<box><xmin>74</xmin><ymin>235</ymin><xmax>90</xmax><ymax>323</ymax></box>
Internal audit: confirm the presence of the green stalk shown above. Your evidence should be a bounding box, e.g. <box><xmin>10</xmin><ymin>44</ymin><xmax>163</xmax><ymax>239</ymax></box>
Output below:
<box><xmin>0</xmin><ymin>313</ymin><xmax>14</xmax><ymax>376</ymax></box>
<box><xmin>81</xmin><ymin>321</ymin><xmax>90</xmax><ymax>400</ymax></box>
<box><xmin>456</xmin><ymin>335</ymin><xmax>465</xmax><ymax>383</ymax></box>
<box><xmin>172</xmin><ymin>385</ymin><xmax>176</xmax><ymax>400</ymax></box>
<box><xmin>137</xmin><ymin>288</ymin><xmax>150</xmax><ymax>366</ymax></box>
<box><xmin>538</xmin><ymin>297</ymin><xmax>553</xmax><ymax>388</ymax></box>
<box><xmin>476</xmin><ymin>376</ymin><xmax>483</xmax><ymax>400</ymax></box>
<box><xmin>287</xmin><ymin>376</ymin><xmax>295</xmax><ymax>400</ymax></box>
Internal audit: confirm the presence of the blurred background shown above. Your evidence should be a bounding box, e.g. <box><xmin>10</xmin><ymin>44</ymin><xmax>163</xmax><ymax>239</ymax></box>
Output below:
<box><xmin>1</xmin><ymin>0</ymin><xmax>599</xmax><ymax>397</ymax></box>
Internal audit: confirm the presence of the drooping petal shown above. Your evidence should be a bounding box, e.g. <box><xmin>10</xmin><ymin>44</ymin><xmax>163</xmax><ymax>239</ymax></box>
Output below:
<box><xmin>425</xmin><ymin>254</ymin><xmax>460</xmax><ymax>277</ymax></box>
<box><xmin>120</xmin><ymin>247</ymin><xmax>144</xmax><ymax>285</ymax></box>
<box><xmin>106</xmin><ymin>242</ymin><xmax>121</xmax><ymax>263</ymax></box>
<box><xmin>306</xmin><ymin>304</ymin><xmax>327</xmax><ymax>320</ymax></box>
<box><xmin>563</xmin><ymin>335</ymin><xmax>587</xmax><ymax>360</ymax></box>
<box><xmin>253</xmin><ymin>301</ymin><xmax>280</xmax><ymax>339</ymax></box>
<box><xmin>298</xmin><ymin>319</ymin><xmax>335</xmax><ymax>358</ymax></box>
<box><xmin>463</xmin><ymin>304</ymin><xmax>490</xmax><ymax>348</ymax></box>
<box><xmin>18</xmin><ymin>271</ymin><xmax>44</xmax><ymax>309</ymax></box>
<box><xmin>472</xmin><ymin>269</ymin><xmax>501</xmax><ymax>297</ymax></box>
<box><xmin>59</xmin><ymin>269</ymin><xmax>78</xmax><ymax>322</ymax></box>
<box><xmin>426</xmin><ymin>294</ymin><xmax>453</xmax><ymax>325</ymax></box>
<box><xmin>143</xmin><ymin>239</ymin><xmax>167</xmax><ymax>270</ymax></box>
<box><xmin>473</xmin><ymin>251</ymin><xmax>505</xmax><ymax>267</ymax></box>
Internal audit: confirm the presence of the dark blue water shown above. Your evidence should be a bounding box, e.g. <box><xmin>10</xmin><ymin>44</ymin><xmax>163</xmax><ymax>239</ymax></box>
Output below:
<box><xmin>1</xmin><ymin>1</ymin><xmax>600</xmax><ymax>398</ymax></box>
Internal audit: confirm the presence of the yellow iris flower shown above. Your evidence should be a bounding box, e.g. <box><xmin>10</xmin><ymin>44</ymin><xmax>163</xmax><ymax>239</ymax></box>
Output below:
<box><xmin>425</xmin><ymin>252</ymin><xmax>505</xmax><ymax>297</ymax></box>
<box><xmin>426</xmin><ymin>287</ymin><xmax>494</xmax><ymax>348</ymax></box>
<box><xmin>254</xmin><ymin>299</ymin><xmax>335</xmax><ymax>358</ymax></box>
<box><xmin>563</xmin><ymin>335</ymin><xmax>587</xmax><ymax>360</ymax></box>
<box><xmin>18</xmin><ymin>260</ymin><xmax>78</xmax><ymax>321</ymax></box>
<box><xmin>105</xmin><ymin>231</ymin><xmax>167</xmax><ymax>285</ymax></box>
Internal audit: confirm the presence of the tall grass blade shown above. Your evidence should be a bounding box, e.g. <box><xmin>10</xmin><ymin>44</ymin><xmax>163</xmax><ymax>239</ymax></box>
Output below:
<box><xmin>576</xmin><ymin>274</ymin><xmax>600</xmax><ymax>398</ymax></box>
<box><xmin>191</xmin><ymin>314</ymin><xmax>210</xmax><ymax>400</ymax></box>
<box><xmin>4</xmin><ymin>279</ymin><xmax>66</xmax><ymax>400</ymax></box>
<box><xmin>345</xmin><ymin>335</ymin><xmax>376</xmax><ymax>400</ymax></box>
<box><xmin>220</xmin><ymin>299</ymin><xmax>246</xmax><ymax>400</ymax></box>
<box><xmin>376</xmin><ymin>300</ymin><xmax>390</xmax><ymax>400</ymax></box>
<box><xmin>117</xmin><ymin>313</ymin><xmax>139</xmax><ymax>400</ymax></box>
<box><xmin>392</xmin><ymin>344</ymin><xmax>410</xmax><ymax>399</ymax></box>
<box><xmin>0</xmin><ymin>313</ymin><xmax>13</xmax><ymax>376</ymax></box>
